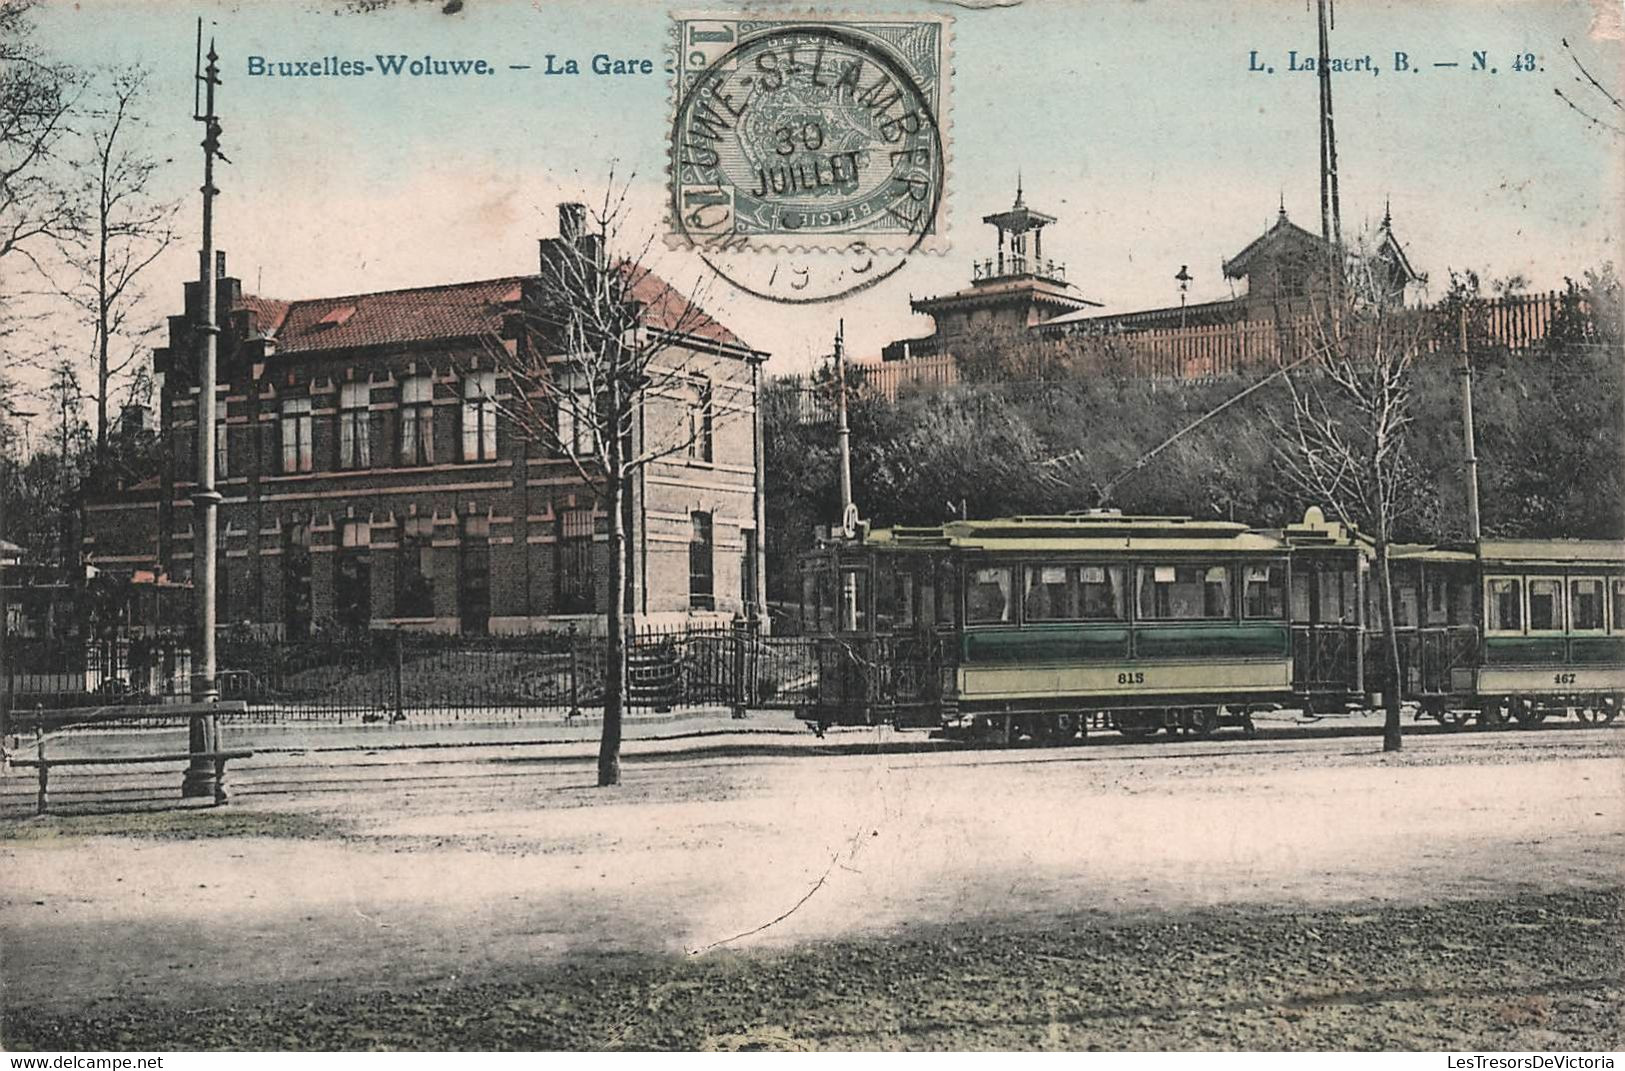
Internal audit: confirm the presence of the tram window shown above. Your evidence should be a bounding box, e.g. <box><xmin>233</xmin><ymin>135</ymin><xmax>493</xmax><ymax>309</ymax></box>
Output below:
<box><xmin>1486</xmin><ymin>578</ymin><xmax>1522</xmax><ymax>632</ymax></box>
<box><xmin>800</xmin><ymin>572</ymin><xmax>817</xmax><ymax>631</ymax></box>
<box><xmin>1023</xmin><ymin>565</ymin><xmax>1074</xmax><ymax>621</ymax></box>
<box><xmin>1394</xmin><ymin>584</ymin><xmax>1418</xmax><ymax>628</ymax></box>
<box><xmin>1137</xmin><ymin>565</ymin><xmax>1232</xmax><ymax>620</ymax></box>
<box><xmin>1316</xmin><ymin>571</ymin><xmax>1341</xmax><ymax>621</ymax></box>
<box><xmin>1528</xmin><ymin>578</ymin><xmax>1563</xmax><ymax>631</ymax></box>
<box><xmin>1425</xmin><ymin>576</ymin><xmax>1448</xmax><ymax>625</ymax></box>
<box><xmin>917</xmin><ymin>575</ymin><xmax>936</xmax><ymax>628</ymax></box>
<box><xmin>1450</xmin><ymin>578</ymin><xmax>1475</xmax><ymax>625</ymax></box>
<box><xmin>874</xmin><ymin>564</ymin><xmax>897</xmax><ymax>630</ymax></box>
<box><xmin>935</xmin><ymin>561</ymin><xmax>958</xmax><ymax>627</ymax></box>
<box><xmin>1080</xmin><ymin>566</ymin><xmax>1125</xmax><ymax>620</ymax></box>
<box><xmin>832</xmin><ymin>568</ymin><xmax>869</xmax><ymax>632</ymax></box>
<box><xmin>1613</xmin><ymin>579</ymin><xmax>1625</xmax><ymax>633</ymax></box>
<box><xmin>1570</xmin><ymin>578</ymin><xmax>1604</xmax><ymax>631</ymax></box>
<box><xmin>817</xmin><ymin>572</ymin><xmax>836</xmax><ymax>633</ymax></box>
<box><xmin>1243</xmin><ymin>564</ymin><xmax>1285</xmax><ymax>619</ymax></box>
<box><xmin>1291</xmin><ymin>572</ymin><xmax>1312</xmax><ymax>620</ymax></box>
<box><xmin>967</xmin><ymin>567</ymin><xmax>1014</xmax><ymax>625</ymax></box>
<box><xmin>896</xmin><ymin>571</ymin><xmax>916</xmax><ymax>629</ymax></box>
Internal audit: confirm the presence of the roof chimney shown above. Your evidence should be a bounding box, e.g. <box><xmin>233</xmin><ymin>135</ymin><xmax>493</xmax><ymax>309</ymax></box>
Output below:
<box><xmin>559</xmin><ymin>203</ymin><xmax>587</xmax><ymax>246</ymax></box>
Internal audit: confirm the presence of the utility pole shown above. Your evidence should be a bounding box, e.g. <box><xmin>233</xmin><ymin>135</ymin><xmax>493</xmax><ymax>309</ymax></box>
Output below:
<box><xmin>183</xmin><ymin>25</ymin><xmax>223</xmax><ymax>799</ymax></box>
<box><xmin>1316</xmin><ymin>0</ymin><xmax>1343</xmax><ymax>314</ymax></box>
<box><xmin>1458</xmin><ymin>304</ymin><xmax>1482</xmax><ymax>544</ymax></box>
<box><xmin>0</xmin><ymin>405</ymin><xmax>30</xmax><ymax>742</ymax></box>
<box><xmin>833</xmin><ymin>321</ymin><xmax>858</xmax><ymax>631</ymax></box>
<box><xmin>834</xmin><ymin>320</ymin><xmax>854</xmax><ymax>534</ymax></box>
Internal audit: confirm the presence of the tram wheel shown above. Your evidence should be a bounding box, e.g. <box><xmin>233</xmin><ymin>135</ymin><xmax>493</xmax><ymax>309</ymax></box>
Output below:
<box><xmin>1116</xmin><ymin>717</ymin><xmax>1160</xmax><ymax>741</ymax></box>
<box><xmin>1437</xmin><ymin>707</ymin><xmax>1473</xmax><ymax>731</ymax></box>
<box><xmin>1185</xmin><ymin>708</ymin><xmax>1219</xmax><ymax>739</ymax></box>
<box><xmin>1477</xmin><ymin>699</ymin><xmax>1510</xmax><ymax>729</ymax></box>
<box><xmin>1050</xmin><ymin>712</ymin><xmax>1082</xmax><ymax>744</ymax></box>
<box><xmin>1511</xmin><ymin>699</ymin><xmax>1547</xmax><ymax>728</ymax></box>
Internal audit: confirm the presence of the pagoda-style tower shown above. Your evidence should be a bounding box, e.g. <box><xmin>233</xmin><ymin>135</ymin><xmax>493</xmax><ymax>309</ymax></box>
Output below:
<box><xmin>975</xmin><ymin>176</ymin><xmax>1062</xmax><ymax>282</ymax></box>
<box><xmin>884</xmin><ymin>181</ymin><xmax>1098</xmax><ymax>361</ymax></box>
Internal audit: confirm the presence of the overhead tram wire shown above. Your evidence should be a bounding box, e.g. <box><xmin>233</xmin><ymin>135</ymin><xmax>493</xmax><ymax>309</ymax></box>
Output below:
<box><xmin>1034</xmin><ymin>349</ymin><xmax>1322</xmax><ymax>505</ymax></box>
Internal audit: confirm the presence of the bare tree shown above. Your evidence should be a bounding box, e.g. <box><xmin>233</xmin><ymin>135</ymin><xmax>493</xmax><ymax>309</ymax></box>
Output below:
<box><xmin>1272</xmin><ymin>245</ymin><xmax>1430</xmax><ymax>753</ymax></box>
<box><xmin>483</xmin><ymin>182</ymin><xmax>754</xmax><ymax>787</ymax></box>
<box><xmin>50</xmin><ymin>66</ymin><xmax>178</xmax><ymax>464</ymax></box>
<box><xmin>0</xmin><ymin>0</ymin><xmax>80</xmax><ymax>270</ymax></box>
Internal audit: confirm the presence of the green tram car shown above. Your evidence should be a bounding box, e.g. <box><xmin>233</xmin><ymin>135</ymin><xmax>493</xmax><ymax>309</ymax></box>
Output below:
<box><xmin>796</xmin><ymin>508</ymin><xmax>1625</xmax><ymax>740</ymax></box>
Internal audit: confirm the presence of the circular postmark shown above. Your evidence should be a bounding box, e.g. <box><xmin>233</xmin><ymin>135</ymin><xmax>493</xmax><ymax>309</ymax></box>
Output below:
<box><xmin>669</xmin><ymin>21</ymin><xmax>946</xmax><ymax>304</ymax></box>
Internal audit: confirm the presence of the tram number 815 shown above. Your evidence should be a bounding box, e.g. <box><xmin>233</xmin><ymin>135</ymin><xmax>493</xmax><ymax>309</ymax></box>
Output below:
<box><xmin>1117</xmin><ymin>671</ymin><xmax>1146</xmax><ymax>686</ymax></box>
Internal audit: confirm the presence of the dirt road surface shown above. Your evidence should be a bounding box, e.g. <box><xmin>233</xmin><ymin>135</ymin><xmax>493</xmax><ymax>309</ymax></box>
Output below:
<box><xmin>1</xmin><ymin>725</ymin><xmax>1621</xmax><ymax>1049</ymax></box>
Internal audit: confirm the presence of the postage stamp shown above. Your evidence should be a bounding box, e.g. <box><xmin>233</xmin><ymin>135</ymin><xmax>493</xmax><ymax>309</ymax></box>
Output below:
<box><xmin>668</xmin><ymin>12</ymin><xmax>951</xmax><ymax>259</ymax></box>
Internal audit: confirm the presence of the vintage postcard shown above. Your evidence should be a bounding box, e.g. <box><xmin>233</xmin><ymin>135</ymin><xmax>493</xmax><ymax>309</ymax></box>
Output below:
<box><xmin>0</xmin><ymin>0</ymin><xmax>1621</xmax><ymax>1057</ymax></box>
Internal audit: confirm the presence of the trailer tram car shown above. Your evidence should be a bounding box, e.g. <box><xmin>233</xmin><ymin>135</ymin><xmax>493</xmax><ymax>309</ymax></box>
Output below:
<box><xmin>798</xmin><ymin>508</ymin><xmax>1624</xmax><ymax>740</ymax></box>
<box><xmin>1446</xmin><ymin>541</ymin><xmax>1623</xmax><ymax>727</ymax></box>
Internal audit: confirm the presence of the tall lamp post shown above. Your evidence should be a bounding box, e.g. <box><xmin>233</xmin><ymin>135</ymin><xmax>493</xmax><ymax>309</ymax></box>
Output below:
<box><xmin>183</xmin><ymin>29</ymin><xmax>224</xmax><ymax>798</ymax></box>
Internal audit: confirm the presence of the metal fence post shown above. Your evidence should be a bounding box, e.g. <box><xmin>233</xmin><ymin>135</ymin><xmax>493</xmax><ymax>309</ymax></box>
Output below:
<box><xmin>34</xmin><ymin>732</ymin><xmax>46</xmax><ymax>816</ymax></box>
<box><xmin>392</xmin><ymin>629</ymin><xmax>404</xmax><ymax>724</ymax></box>
<box><xmin>568</xmin><ymin>625</ymin><xmax>581</xmax><ymax>720</ymax></box>
<box><xmin>731</xmin><ymin>616</ymin><xmax>748</xmax><ymax>719</ymax></box>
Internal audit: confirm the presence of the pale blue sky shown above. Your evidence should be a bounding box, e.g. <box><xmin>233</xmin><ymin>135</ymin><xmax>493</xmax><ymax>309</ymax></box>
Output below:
<box><xmin>21</xmin><ymin>0</ymin><xmax>1625</xmax><ymax>377</ymax></box>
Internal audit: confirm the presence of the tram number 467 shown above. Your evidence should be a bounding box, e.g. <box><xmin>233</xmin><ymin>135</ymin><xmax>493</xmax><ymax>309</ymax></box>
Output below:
<box><xmin>1553</xmin><ymin>673</ymin><xmax>1577</xmax><ymax>686</ymax></box>
<box><xmin>1117</xmin><ymin>671</ymin><xmax>1146</xmax><ymax>686</ymax></box>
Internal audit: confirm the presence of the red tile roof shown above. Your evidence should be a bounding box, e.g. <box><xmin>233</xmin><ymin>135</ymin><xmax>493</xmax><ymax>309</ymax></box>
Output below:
<box><xmin>237</xmin><ymin>295</ymin><xmax>291</xmax><ymax>335</ymax></box>
<box><xmin>266</xmin><ymin>276</ymin><xmax>524</xmax><ymax>355</ymax></box>
<box><xmin>241</xmin><ymin>268</ymin><xmax>752</xmax><ymax>356</ymax></box>
<box><xmin>621</xmin><ymin>264</ymin><xmax>745</xmax><ymax>349</ymax></box>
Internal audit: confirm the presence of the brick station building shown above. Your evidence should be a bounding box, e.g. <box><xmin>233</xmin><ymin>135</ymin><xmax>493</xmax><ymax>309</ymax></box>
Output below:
<box><xmin>84</xmin><ymin>205</ymin><xmax>770</xmax><ymax>637</ymax></box>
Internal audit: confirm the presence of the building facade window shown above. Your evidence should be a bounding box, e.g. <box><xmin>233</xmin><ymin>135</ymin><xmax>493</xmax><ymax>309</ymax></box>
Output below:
<box><xmin>688</xmin><ymin>511</ymin><xmax>714</xmax><ymax>611</ymax></box>
<box><xmin>335</xmin><ymin>520</ymin><xmax>372</xmax><ymax>631</ymax></box>
<box><xmin>461</xmin><ymin>372</ymin><xmax>497</xmax><ymax>461</ymax></box>
<box><xmin>215</xmin><ymin>419</ymin><xmax>229</xmax><ymax>480</ymax></box>
<box><xmin>557</xmin><ymin>390</ymin><xmax>596</xmax><ymax>456</ymax></box>
<box><xmin>556</xmin><ymin>509</ymin><xmax>596</xmax><ymax>613</ymax></box>
<box><xmin>399</xmin><ymin>374</ymin><xmax>434</xmax><ymax>466</ymax></box>
<box><xmin>458</xmin><ymin>515</ymin><xmax>490</xmax><ymax>635</ymax></box>
<box><xmin>282</xmin><ymin>523</ymin><xmax>312</xmax><ymax>640</ymax></box>
<box><xmin>741</xmin><ymin>529</ymin><xmax>758</xmax><ymax>614</ymax></box>
<box><xmin>397</xmin><ymin>516</ymin><xmax>435</xmax><ymax>619</ymax></box>
<box><xmin>338</xmin><ymin>381</ymin><xmax>371</xmax><ymax>469</ymax></box>
<box><xmin>280</xmin><ymin>397</ymin><xmax>313</xmax><ymax>473</ymax></box>
<box><xmin>688</xmin><ymin>376</ymin><xmax>713</xmax><ymax>463</ymax></box>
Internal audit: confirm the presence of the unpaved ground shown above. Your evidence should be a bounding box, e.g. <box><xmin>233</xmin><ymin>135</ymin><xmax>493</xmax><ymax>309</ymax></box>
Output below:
<box><xmin>1</xmin><ymin>726</ymin><xmax>1621</xmax><ymax>1049</ymax></box>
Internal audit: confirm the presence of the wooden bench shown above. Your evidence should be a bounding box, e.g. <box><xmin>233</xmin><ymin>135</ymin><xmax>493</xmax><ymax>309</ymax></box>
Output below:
<box><xmin>10</xmin><ymin>748</ymin><xmax>255</xmax><ymax>814</ymax></box>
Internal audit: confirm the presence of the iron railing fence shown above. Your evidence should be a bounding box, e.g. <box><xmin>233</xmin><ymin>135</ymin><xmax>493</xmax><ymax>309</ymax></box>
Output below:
<box><xmin>2</xmin><ymin>623</ymin><xmax>820</xmax><ymax>730</ymax></box>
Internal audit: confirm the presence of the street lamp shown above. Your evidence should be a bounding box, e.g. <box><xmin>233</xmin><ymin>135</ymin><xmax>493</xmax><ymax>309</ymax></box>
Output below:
<box><xmin>1175</xmin><ymin>265</ymin><xmax>1193</xmax><ymax>330</ymax></box>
